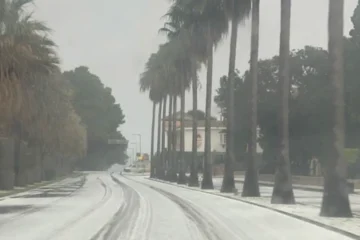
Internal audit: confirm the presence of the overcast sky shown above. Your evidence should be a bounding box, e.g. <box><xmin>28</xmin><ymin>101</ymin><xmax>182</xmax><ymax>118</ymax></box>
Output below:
<box><xmin>34</xmin><ymin>0</ymin><xmax>357</xmax><ymax>154</ymax></box>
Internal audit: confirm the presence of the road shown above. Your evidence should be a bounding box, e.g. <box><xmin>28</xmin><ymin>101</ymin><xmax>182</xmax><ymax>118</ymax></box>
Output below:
<box><xmin>0</xmin><ymin>172</ymin><xmax>353</xmax><ymax>240</ymax></box>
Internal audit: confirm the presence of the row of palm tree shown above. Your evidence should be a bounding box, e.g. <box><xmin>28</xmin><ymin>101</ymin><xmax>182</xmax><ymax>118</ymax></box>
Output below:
<box><xmin>0</xmin><ymin>0</ymin><xmax>86</xmax><ymax>190</ymax></box>
<box><xmin>140</xmin><ymin>0</ymin><xmax>352</xmax><ymax>217</ymax></box>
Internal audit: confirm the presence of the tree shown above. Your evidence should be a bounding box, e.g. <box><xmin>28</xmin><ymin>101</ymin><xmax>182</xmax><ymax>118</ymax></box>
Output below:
<box><xmin>156</xmin><ymin>97</ymin><xmax>163</xmax><ymax>178</ymax></box>
<box><xmin>215</xmin><ymin>71</ymin><xmax>251</xmax><ymax>166</ymax></box>
<box><xmin>320</xmin><ymin>0</ymin><xmax>352</xmax><ymax>217</ymax></box>
<box><xmin>221</xmin><ymin>0</ymin><xmax>251</xmax><ymax>193</ymax></box>
<box><xmin>0</xmin><ymin>0</ymin><xmax>79</xmax><ymax>185</ymax></box>
<box><xmin>271</xmin><ymin>0</ymin><xmax>295</xmax><ymax>204</ymax></box>
<box><xmin>165</xmin><ymin>0</ymin><xmax>228</xmax><ymax>189</ymax></box>
<box><xmin>64</xmin><ymin>67</ymin><xmax>127</xmax><ymax>170</ymax></box>
<box><xmin>161</xmin><ymin>95</ymin><xmax>168</xmax><ymax>179</ymax></box>
<box><xmin>242</xmin><ymin>0</ymin><xmax>260</xmax><ymax>197</ymax></box>
<box><xmin>149</xmin><ymin>91</ymin><xmax>157</xmax><ymax>178</ymax></box>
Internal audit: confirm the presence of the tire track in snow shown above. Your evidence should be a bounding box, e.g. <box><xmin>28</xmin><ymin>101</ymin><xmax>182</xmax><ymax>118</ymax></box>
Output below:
<box><xmin>91</xmin><ymin>174</ymin><xmax>152</xmax><ymax>240</ymax></box>
<box><xmin>148</xmin><ymin>185</ymin><xmax>222</xmax><ymax>240</ymax></box>
<box><xmin>41</xmin><ymin>176</ymin><xmax>112</xmax><ymax>240</ymax></box>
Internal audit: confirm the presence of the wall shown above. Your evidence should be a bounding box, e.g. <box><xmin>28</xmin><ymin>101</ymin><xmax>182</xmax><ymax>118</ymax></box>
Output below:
<box><xmin>172</xmin><ymin>127</ymin><xmax>226</xmax><ymax>153</ymax></box>
<box><xmin>164</xmin><ymin>126</ymin><xmax>263</xmax><ymax>154</ymax></box>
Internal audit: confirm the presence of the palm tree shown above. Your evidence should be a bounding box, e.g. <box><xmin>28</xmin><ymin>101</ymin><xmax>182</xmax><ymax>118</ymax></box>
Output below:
<box><xmin>166</xmin><ymin>0</ymin><xmax>228</xmax><ymax>189</ymax></box>
<box><xmin>148</xmin><ymin>89</ymin><xmax>163</xmax><ymax>178</ymax></box>
<box><xmin>160</xmin><ymin>23</ymin><xmax>204</xmax><ymax>186</ymax></box>
<box><xmin>159</xmin><ymin>20</ymin><xmax>202</xmax><ymax>186</ymax></box>
<box><xmin>221</xmin><ymin>0</ymin><xmax>251</xmax><ymax>193</ymax></box>
<box><xmin>156</xmin><ymin>98</ymin><xmax>163</xmax><ymax>178</ymax></box>
<box><xmin>171</xmin><ymin>94</ymin><xmax>178</xmax><ymax>182</ymax></box>
<box><xmin>320</xmin><ymin>0</ymin><xmax>352</xmax><ymax>217</ymax></box>
<box><xmin>178</xmin><ymin>76</ymin><xmax>187</xmax><ymax>184</ymax></box>
<box><xmin>189</xmin><ymin>69</ymin><xmax>200</xmax><ymax>186</ymax></box>
<box><xmin>242</xmin><ymin>0</ymin><xmax>260</xmax><ymax>197</ymax></box>
<box><xmin>165</xmin><ymin>94</ymin><xmax>173</xmax><ymax>180</ymax></box>
<box><xmin>149</xmin><ymin>96</ymin><xmax>156</xmax><ymax>178</ymax></box>
<box><xmin>161</xmin><ymin>95</ymin><xmax>168</xmax><ymax>179</ymax></box>
<box><xmin>0</xmin><ymin>0</ymin><xmax>61</xmax><ymax>187</ymax></box>
<box><xmin>140</xmin><ymin>51</ymin><xmax>169</xmax><ymax>178</ymax></box>
<box><xmin>271</xmin><ymin>0</ymin><xmax>295</xmax><ymax>204</ymax></box>
<box><xmin>150</xmin><ymin>91</ymin><xmax>156</xmax><ymax>178</ymax></box>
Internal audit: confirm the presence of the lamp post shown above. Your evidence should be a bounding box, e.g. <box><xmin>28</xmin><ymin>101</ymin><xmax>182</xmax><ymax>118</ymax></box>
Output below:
<box><xmin>127</xmin><ymin>148</ymin><xmax>135</xmax><ymax>166</ymax></box>
<box><xmin>133</xmin><ymin>134</ymin><xmax>142</xmax><ymax>155</ymax></box>
<box><xmin>130</xmin><ymin>142</ymin><xmax>137</xmax><ymax>160</ymax></box>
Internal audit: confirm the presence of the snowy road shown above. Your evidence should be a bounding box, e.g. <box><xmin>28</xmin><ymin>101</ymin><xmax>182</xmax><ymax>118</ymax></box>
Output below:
<box><xmin>0</xmin><ymin>172</ymin><xmax>353</xmax><ymax>240</ymax></box>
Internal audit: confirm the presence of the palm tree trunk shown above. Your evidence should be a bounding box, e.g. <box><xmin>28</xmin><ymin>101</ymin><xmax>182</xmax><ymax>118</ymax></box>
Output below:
<box><xmin>201</xmin><ymin>25</ymin><xmax>214</xmax><ymax>190</ymax></box>
<box><xmin>178</xmin><ymin>78</ymin><xmax>186</xmax><ymax>184</ymax></box>
<box><xmin>271</xmin><ymin>0</ymin><xmax>295</xmax><ymax>204</ymax></box>
<box><xmin>170</xmin><ymin>95</ymin><xmax>178</xmax><ymax>182</ymax></box>
<box><xmin>221</xmin><ymin>8</ymin><xmax>238</xmax><ymax>193</ymax></box>
<box><xmin>156</xmin><ymin>100</ymin><xmax>163</xmax><ymax>178</ymax></box>
<box><xmin>161</xmin><ymin>96</ymin><xmax>168</xmax><ymax>179</ymax></box>
<box><xmin>189</xmin><ymin>69</ymin><xmax>199</xmax><ymax>187</ymax></box>
<box><xmin>150</xmin><ymin>101</ymin><xmax>156</xmax><ymax>178</ymax></box>
<box><xmin>242</xmin><ymin>0</ymin><xmax>261</xmax><ymax>197</ymax></box>
<box><xmin>320</xmin><ymin>0</ymin><xmax>352</xmax><ymax>217</ymax></box>
<box><xmin>166</xmin><ymin>94</ymin><xmax>173</xmax><ymax>181</ymax></box>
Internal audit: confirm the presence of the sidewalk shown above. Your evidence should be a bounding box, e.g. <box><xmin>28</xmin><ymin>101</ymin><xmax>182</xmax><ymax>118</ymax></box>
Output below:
<box><xmin>147</xmin><ymin>176</ymin><xmax>360</xmax><ymax>239</ymax></box>
<box><xmin>231</xmin><ymin>177</ymin><xmax>359</xmax><ymax>194</ymax></box>
<box><xmin>0</xmin><ymin>172</ymin><xmax>85</xmax><ymax>200</ymax></box>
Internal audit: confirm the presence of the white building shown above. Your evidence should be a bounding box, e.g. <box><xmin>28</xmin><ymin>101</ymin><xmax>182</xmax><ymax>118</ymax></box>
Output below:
<box><xmin>163</xmin><ymin>112</ymin><xmax>262</xmax><ymax>154</ymax></box>
<box><xmin>174</xmin><ymin>120</ymin><xmax>226</xmax><ymax>153</ymax></box>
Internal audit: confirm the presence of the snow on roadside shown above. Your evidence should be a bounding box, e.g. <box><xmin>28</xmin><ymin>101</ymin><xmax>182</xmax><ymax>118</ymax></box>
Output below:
<box><xmin>141</xmin><ymin>176</ymin><xmax>360</xmax><ymax>239</ymax></box>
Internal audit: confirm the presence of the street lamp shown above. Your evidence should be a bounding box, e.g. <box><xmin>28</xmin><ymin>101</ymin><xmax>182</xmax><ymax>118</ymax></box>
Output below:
<box><xmin>127</xmin><ymin>148</ymin><xmax>135</xmax><ymax>165</ymax></box>
<box><xmin>132</xmin><ymin>134</ymin><xmax>142</xmax><ymax>155</ymax></box>
<box><xmin>130</xmin><ymin>142</ymin><xmax>137</xmax><ymax>158</ymax></box>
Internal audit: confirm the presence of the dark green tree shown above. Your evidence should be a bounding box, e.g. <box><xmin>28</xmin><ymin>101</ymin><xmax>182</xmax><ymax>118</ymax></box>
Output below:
<box><xmin>63</xmin><ymin>66</ymin><xmax>127</xmax><ymax>170</ymax></box>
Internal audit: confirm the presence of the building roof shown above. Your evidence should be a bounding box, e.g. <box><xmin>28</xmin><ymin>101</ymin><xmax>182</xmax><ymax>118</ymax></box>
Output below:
<box><xmin>175</xmin><ymin>120</ymin><xmax>225</xmax><ymax>128</ymax></box>
<box><xmin>162</xmin><ymin>111</ymin><xmax>193</xmax><ymax>121</ymax></box>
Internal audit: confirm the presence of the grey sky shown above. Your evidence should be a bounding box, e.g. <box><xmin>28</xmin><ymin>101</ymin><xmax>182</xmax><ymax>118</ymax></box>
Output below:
<box><xmin>34</xmin><ymin>0</ymin><xmax>357</xmax><ymax>154</ymax></box>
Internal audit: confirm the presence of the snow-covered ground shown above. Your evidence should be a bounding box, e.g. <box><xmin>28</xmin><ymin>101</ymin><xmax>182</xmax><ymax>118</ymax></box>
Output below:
<box><xmin>212</xmin><ymin>177</ymin><xmax>360</xmax><ymax>216</ymax></box>
<box><xmin>0</xmin><ymin>172</ymin><xmax>355</xmax><ymax>240</ymax></box>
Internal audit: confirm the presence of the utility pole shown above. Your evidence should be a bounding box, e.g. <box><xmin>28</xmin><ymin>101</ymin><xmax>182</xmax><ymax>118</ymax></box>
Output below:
<box><xmin>133</xmin><ymin>134</ymin><xmax>142</xmax><ymax>154</ymax></box>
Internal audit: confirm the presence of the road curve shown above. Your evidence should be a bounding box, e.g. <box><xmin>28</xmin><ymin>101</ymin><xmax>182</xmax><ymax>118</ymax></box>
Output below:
<box><xmin>0</xmin><ymin>172</ymin><xmax>353</xmax><ymax>240</ymax></box>
<box><xmin>120</xmin><ymin>174</ymin><xmax>352</xmax><ymax>240</ymax></box>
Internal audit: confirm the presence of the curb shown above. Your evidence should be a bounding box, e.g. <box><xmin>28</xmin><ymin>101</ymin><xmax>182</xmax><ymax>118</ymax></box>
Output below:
<box><xmin>144</xmin><ymin>177</ymin><xmax>360</xmax><ymax>240</ymax></box>
<box><xmin>234</xmin><ymin>179</ymin><xmax>323</xmax><ymax>193</ymax></box>
<box><xmin>0</xmin><ymin>172</ymin><xmax>86</xmax><ymax>201</ymax></box>
<box><xmin>233</xmin><ymin>179</ymin><xmax>359</xmax><ymax>195</ymax></box>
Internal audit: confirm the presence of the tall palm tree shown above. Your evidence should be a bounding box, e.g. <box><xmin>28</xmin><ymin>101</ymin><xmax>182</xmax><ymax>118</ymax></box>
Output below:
<box><xmin>160</xmin><ymin>20</ymin><xmax>202</xmax><ymax>186</ymax></box>
<box><xmin>202</xmin><ymin>23</ymin><xmax>215</xmax><ymax>189</ymax></box>
<box><xmin>189</xmin><ymin>69</ymin><xmax>199</xmax><ymax>186</ymax></box>
<box><xmin>271</xmin><ymin>0</ymin><xmax>295</xmax><ymax>204</ymax></box>
<box><xmin>0</xmin><ymin>0</ymin><xmax>61</xmax><ymax>186</ymax></box>
<box><xmin>148</xmin><ymin>88</ymin><xmax>163</xmax><ymax>178</ymax></box>
<box><xmin>140</xmin><ymin>51</ymin><xmax>169</xmax><ymax>178</ymax></box>
<box><xmin>320</xmin><ymin>0</ymin><xmax>352</xmax><ymax>217</ymax></box>
<box><xmin>242</xmin><ymin>0</ymin><xmax>260</xmax><ymax>197</ymax></box>
<box><xmin>171</xmin><ymin>94</ymin><xmax>178</xmax><ymax>182</ymax></box>
<box><xmin>166</xmin><ymin>0</ymin><xmax>228</xmax><ymax>189</ymax></box>
<box><xmin>160</xmin><ymin>25</ymin><xmax>205</xmax><ymax>186</ymax></box>
<box><xmin>156</xmin><ymin>98</ymin><xmax>163</xmax><ymax>178</ymax></box>
<box><xmin>165</xmin><ymin>94</ymin><xmax>173</xmax><ymax>180</ymax></box>
<box><xmin>161</xmin><ymin>95</ymin><xmax>168</xmax><ymax>179</ymax></box>
<box><xmin>149</xmin><ymin>95</ymin><xmax>157</xmax><ymax>178</ymax></box>
<box><xmin>221</xmin><ymin>0</ymin><xmax>251</xmax><ymax>193</ymax></box>
<box><xmin>177</xmin><ymin>75</ymin><xmax>186</xmax><ymax>184</ymax></box>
